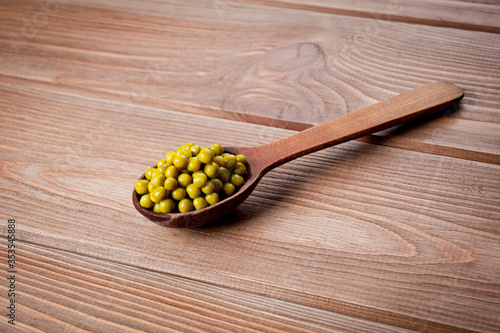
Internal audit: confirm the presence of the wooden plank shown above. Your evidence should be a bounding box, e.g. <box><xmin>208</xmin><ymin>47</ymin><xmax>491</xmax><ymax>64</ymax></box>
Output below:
<box><xmin>0</xmin><ymin>0</ymin><xmax>499</xmax><ymax>163</ymax></box>
<box><xmin>359</xmin><ymin>116</ymin><xmax>500</xmax><ymax>165</ymax></box>
<box><xmin>232</xmin><ymin>0</ymin><xmax>500</xmax><ymax>33</ymax></box>
<box><xmin>0</xmin><ymin>240</ymin><xmax>422</xmax><ymax>333</ymax></box>
<box><xmin>0</xmin><ymin>82</ymin><xmax>498</xmax><ymax>332</ymax></box>
<box><xmin>2</xmin><ymin>74</ymin><xmax>498</xmax><ymax>166</ymax></box>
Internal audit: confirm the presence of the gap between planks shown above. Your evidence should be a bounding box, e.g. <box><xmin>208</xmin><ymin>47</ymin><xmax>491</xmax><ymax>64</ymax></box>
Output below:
<box><xmin>0</xmin><ymin>237</ymin><xmax>476</xmax><ymax>333</ymax></box>
<box><xmin>0</xmin><ymin>74</ymin><xmax>497</xmax><ymax>166</ymax></box>
<box><xmin>229</xmin><ymin>0</ymin><xmax>500</xmax><ymax>34</ymax></box>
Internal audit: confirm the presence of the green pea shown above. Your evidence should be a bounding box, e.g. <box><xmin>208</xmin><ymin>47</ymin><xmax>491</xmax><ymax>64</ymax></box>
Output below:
<box><xmin>213</xmin><ymin>155</ymin><xmax>224</xmax><ymax>167</ymax></box>
<box><xmin>193</xmin><ymin>197</ymin><xmax>208</xmax><ymax>210</ymax></box>
<box><xmin>177</xmin><ymin>147</ymin><xmax>192</xmax><ymax>159</ymax></box>
<box><xmin>223</xmin><ymin>154</ymin><xmax>237</xmax><ymax>169</ymax></box>
<box><xmin>210</xmin><ymin>179</ymin><xmax>223</xmax><ymax>193</ymax></box>
<box><xmin>187</xmin><ymin>157</ymin><xmax>201</xmax><ymax>172</ymax></box>
<box><xmin>236</xmin><ymin>154</ymin><xmax>247</xmax><ymax>164</ymax></box>
<box><xmin>204</xmin><ymin>162</ymin><xmax>220</xmax><ymax>178</ymax></box>
<box><xmin>157</xmin><ymin>164</ymin><xmax>168</xmax><ymax>173</ymax></box>
<box><xmin>165</xmin><ymin>165</ymin><xmax>179</xmax><ymax>179</ymax></box>
<box><xmin>145</xmin><ymin>168</ymin><xmax>156</xmax><ymax>181</ymax></box>
<box><xmin>218</xmin><ymin>167</ymin><xmax>231</xmax><ymax>183</ymax></box>
<box><xmin>202</xmin><ymin>181</ymin><xmax>215</xmax><ymax>195</ymax></box>
<box><xmin>178</xmin><ymin>173</ymin><xmax>193</xmax><ymax>187</ymax></box>
<box><xmin>223</xmin><ymin>182</ymin><xmax>236</xmax><ymax>196</ymax></box>
<box><xmin>210</xmin><ymin>143</ymin><xmax>224</xmax><ymax>156</ymax></box>
<box><xmin>151</xmin><ymin>169</ymin><xmax>164</xmax><ymax>178</ymax></box>
<box><xmin>231</xmin><ymin>174</ymin><xmax>244</xmax><ymax>187</ymax></box>
<box><xmin>159</xmin><ymin>199</ymin><xmax>175</xmax><ymax>213</ymax></box>
<box><xmin>173</xmin><ymin>154</ymin><xmax>188</xmax><ymax>169</ymax></box>
<box><xmin>197</xmin><ymin>148</ymin><xmax>214</xmax><ymax>164</ymax></box>
<box><xmin>193</xmin><ymin>173</ymin><xmax>208</xmax><ymax>188</ymax></box>
<box><xmin>164</xmin><ymin>177</ymin><xmax>178</xmax><ymax>191</ymax></box>
<box><xmin>186</xmin><ymin>183</ymin><xmax>201</xmax><ymax>199</ymax></box>
<box><xmin>234</xmin><ymin>162</ymin><xmax>246</xmax><ymax>176</ymax></box>
<box><xmin>178</xmin><ymin>198</ymin><xmax>194</xmax><ymax>213</ymax></box>
<box><xmin>172</xmin><ymin>187</ymin><xmax>187</xmax><ymax>201</ymax></box>
<box><xmin>140</xmin><ymin>194</ymin><xmax>154</xmax><ymax>208</ymax></box>
<box><xmin>157</xmin><ymin>158</ymin><xmax>168</xmax><ymax>169</ymax></box>
<box><xmin>206</xmin><ymin>193</ymin><xmax>219</xmax><ymax>206</ymax></box>
<box><xmin>165</xmin><ymin>151</ymin><xmax>176</xmax><ymax>165</ymax></box>
<box><xmin>190</xmin><ymin>144</ymin><xmax>201</xmax><ymax>156</ymax></box>
<box><xmin>135</xmin><ymin>179</ymin><xmax>149</xmax><ymax>195</ymax></box>
<box><xmin>150</xmin><ymin>186</ymin><xmax>167</xmax><ymax>203</ymax></box>
<box><xmin>150</xmin><ymin>174</ymin><xmax>166</xmax><ymax>188</ymax></box>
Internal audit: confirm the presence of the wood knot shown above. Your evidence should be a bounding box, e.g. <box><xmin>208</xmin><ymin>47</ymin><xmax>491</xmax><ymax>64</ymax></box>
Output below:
<box><xmin>222</xmin><ymin>42</ymin><xmax>332</xmax><ymax>125</ymax></box>
<box><xmin>259</xmin><ymin>42</ymin><xmax>325</xmax><ymax>73</ymax></box>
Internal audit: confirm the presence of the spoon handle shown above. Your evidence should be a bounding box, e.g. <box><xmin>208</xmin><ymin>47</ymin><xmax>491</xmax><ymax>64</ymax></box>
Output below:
<box><xmin>252</xmin><ymin>81</ymin><xmax>463</xmax><ymax>173</ymax></box>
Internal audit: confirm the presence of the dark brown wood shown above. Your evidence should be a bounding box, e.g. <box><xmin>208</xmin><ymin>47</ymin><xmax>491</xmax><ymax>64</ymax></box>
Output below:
<box><xmin>133</xmin><ymin>82</ymin><xmax>463</xmax><ymax>228</ymax></box>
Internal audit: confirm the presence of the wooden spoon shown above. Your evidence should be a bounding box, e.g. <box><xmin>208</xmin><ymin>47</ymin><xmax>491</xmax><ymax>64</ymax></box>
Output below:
<box><xmin>133</xmin><ymin>81</ymin><xmax>463</xmax><ymax>228</ymax></box>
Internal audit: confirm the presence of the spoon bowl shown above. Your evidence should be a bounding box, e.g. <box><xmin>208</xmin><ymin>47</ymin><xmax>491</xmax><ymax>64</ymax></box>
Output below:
<box><xmin>133</xmin><ymin>82</ymin><xmax>464</xmax><ymax>228</ymax></box>
<box><xmin>133</xmin><ymin>146</ymin><xmax>259</xmax><ymax>228</ymax></box>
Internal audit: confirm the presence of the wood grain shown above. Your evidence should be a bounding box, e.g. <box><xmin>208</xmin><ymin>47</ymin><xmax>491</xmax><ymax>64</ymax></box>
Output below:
<box><xmin>359</xmin><ymin>116</ymin><xmax>500</xmax><ymax>165</ymax></box>
<box><xmin>1</xmin><ymin>0</ymin><xmax>499</xmax><ymax>164</ymax></box>
<box><xmin>246</xmin><ymin>82</ymin><xmax>464</xmax><ymax>171</ymax></box>
<box><xmin>1</xmin><ymin>1</ymin><xmax>499</xmax><ymax>332</ymax></box>
<box><xmin>233</xmin><ymin>0</ymin><xmax>500</xmax><ymax>33</ymax></box>
<box><xmin>2</xmin><ymin>241</ymin><xmax>423</xmax><ymax>333</ymax></box>
<box><xmin>1</xmin><ymin>82</ymin><xmax>498</xmax><ymax>332</ymax></box>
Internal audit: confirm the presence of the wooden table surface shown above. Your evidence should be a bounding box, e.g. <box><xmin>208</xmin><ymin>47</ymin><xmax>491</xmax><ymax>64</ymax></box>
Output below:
<box><xmin>1</xmin><ymin>1</ymin><xmax>499</xmax><ymax>332</ymax></box>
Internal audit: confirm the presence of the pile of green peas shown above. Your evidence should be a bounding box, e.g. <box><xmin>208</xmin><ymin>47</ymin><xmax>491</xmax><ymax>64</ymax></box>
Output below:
<box><xmin>135</xmin><ymin>143</ymin><xmax>248</xmax><ymax>213</ymax></box>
